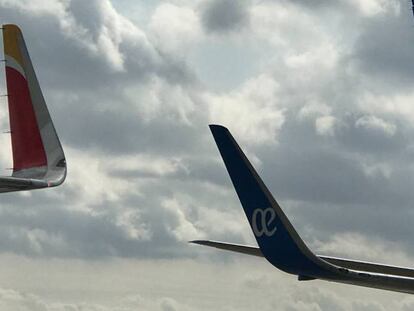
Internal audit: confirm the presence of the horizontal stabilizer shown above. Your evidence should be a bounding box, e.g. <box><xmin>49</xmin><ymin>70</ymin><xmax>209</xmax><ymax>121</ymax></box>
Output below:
<box><xmin>0</xmin><ymin>176</ymin><xmax>48</xmax><ymax>192</ymax></box>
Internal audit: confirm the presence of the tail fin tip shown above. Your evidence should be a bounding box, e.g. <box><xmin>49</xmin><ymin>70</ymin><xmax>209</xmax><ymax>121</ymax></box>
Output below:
<box><xmin>3</xmin><ymin>24</ymin><xmax>22</xmax><ymax>31</ymax></box>
<box><xmin>209</xmin><ymin>124</ymin><xmax>228</xmax><ymax>131</ymax></box>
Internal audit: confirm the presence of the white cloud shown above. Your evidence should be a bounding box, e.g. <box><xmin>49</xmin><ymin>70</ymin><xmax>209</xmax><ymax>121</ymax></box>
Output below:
<box><xmin>64</xmin><ymin>147</ymin><xmax>135</xmax><ymax>207</ymax></box>
<box><xmin>348</xmin><ymin>0</ymin><xmax>400</xmax><ymax>17</ymax></box>
<box><xmin>250</xmin><ymin>1</ymin><xmax>332</xmax><ymax>52</ymax></box>
<box><xmin>359</xmin><ymin>92</ymin><xmax>414</xmax><ymax>125</ymax></box>
<box><xmin>122</xmin><ymin>77</ymin><xmax>198</xmax><ymax>124</ymax></box>
<box><xmin>298</xmin><ymin>102</ymin><xmax>332</xmax><ymax>120</ymax></box>
<box><xmin>0</xmin><ymin>0</ymin><xmax>66</xmax><ymax>16</ymax></box>
<box><xmin>162</xmin><ymin>197</ymin><xmax>202</xmax><ymax>242</ymax></box>
<box><xmin>1</xmin><ymin>0</ymin><xmax>414</xmax><ymax>308</ymax></box>
<box><xmin>285</xmin><ymin>43</ymin><xmax>338</xmax><ymax>72</ymax></box>
<box><xmin>0</xmin><ymin>255</ymin><xmax>411</xmax><ymax>311</ymax></box>
<box><xmin>208</xmin><ymin>74</ymin><xmax>284</xmax><ymax>145</ymax></box>
<box><xmin>1</xmin><ymin>0</ymin><xmax>160</xmax><ymax>72</ymax></box>
<box><xmin>149</xmin><ymin>3</ymin><xmax>202</xmax><ymax>54</ymax></box>
<box><xmin>315</xmin><ymin>232</ymin><xmax>412</xmax><ymax>266</ymax></box>
<box><xmin>0</xmin><ymin>287</ymin><xmax>192</xmax><ymax>311</ymax></box>
<box><xmin>315</xmin><ymin>116</ymin><xmax>337</xmax><ymax>137</ymax></box>
<box><xmin>355</xmin><ymin>115</ymin><xmax>397</xmax><ymax>137</ymax></box>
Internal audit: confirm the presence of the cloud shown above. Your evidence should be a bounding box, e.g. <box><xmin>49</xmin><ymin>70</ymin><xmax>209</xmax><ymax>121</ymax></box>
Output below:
<box><xmin>208</xmin><ymin>74</ymin><xmax>285</xmax><ymax>145</ymax></box>
<box><xmin>287</xmin><ymin>0</ymin><xmax>400</xmax><ymax>17</ymax></box>
<box><xmin>0</xmin><ymin>0</ymin><xmax>413</xmax><ymax>266</ymax></box>
<box><xmin>0</xmin><ymin>287</ymin><xmax>192</xmax><ymax>311</ymax></box>
<box><xmin>201</xmin><ymin>0</ymin><xmax>251</xmax><ymax>34</ymax></box>
<box><xmin>355</xmin><ymin>115</ymin><xmax>397</xmax><ymax>137</ymax></box>
<box><xmin>314</xmin><ymin>232</ymin><xmax>412</xmax><ymax>265</ymax></box>
<box><xmin>1</xmin><ymin>0</ymin><xmax>414</xmax><ymax>307</ymax></box>
<box><xmin>0</xmin><ymin>255</ymin><xmax>413</xmax><ymax>311</ymax></box>
<box><xmin>315</xmin><ymin>115</ymin><xmax>337</xmax><ymax>136</ymax></box>
<box><xmin>149</xmin><ymin>3</ymin><xmax>202</xmax><ymax>54</ymax></box>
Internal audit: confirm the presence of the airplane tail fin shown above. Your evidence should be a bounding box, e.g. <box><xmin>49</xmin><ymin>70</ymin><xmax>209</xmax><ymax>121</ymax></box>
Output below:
<box><xmin>209</xmin><ymin>125</ymin><xmax>334</xmax><ymax>277</ymax></box>
<box><xmin>0</xmin><ymin>24</ymin><xmax>66</xmax><ymax>192</ymax></box>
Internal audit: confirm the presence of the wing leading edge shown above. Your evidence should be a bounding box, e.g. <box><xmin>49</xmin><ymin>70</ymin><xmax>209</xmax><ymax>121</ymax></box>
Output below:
<box><xmin>0</xmin><ymin>24</ymin><xmax>66</xmax><ymax>193</ymax></box>
<box><xmin>192</xmin><ymin>124</ymin><xmax>414</xmax><ymax>294</ymax></box>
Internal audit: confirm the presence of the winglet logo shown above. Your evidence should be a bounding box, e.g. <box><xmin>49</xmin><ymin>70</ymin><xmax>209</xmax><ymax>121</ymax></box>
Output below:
<box><xmin>252</xmin><ymin>208</ymin><xmax>277</xmax><ymax>237</ymax></box>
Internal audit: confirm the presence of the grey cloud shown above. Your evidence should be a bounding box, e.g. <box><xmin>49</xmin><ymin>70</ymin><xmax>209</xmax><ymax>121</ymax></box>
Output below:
<box><xmin>1</xmin><ymin>2</ymin><xmax>196</xmax><ymax>93</ymax></box>
<box><xmin>201</xmin><ymin>0</ymin><xmax>251</xmax><ymax>34</ymax></box>
<box><xmin>353</xmin><ymin>1</ymin><xmax>414</xmax><ymax>88</ymax></box>
<box><xmin>336</xmin><ymin>114</ymin><xmax>403</xmax><ymax>155</ymax></box>
<box><xmin>283</xmin><ymin>0</ymin><xmax>394</xmax><ymax>16</ymax></box>
<box><xmin>0</xmin><ymin>0</ymin><xmax>414</xmax><ymax>307</ymax></box>
<box><xmin>54</xmin><ymin>90</ymin><xmax>208</xmax><ymax>155</ymax></box>
<box><xmin>0</xmin><ymin>196</ymin><xmax>188</xmax><ymax>259</ymax></box>
<box><xmin>0</xmin><ymin>287</ymin><xmax>192</xmax><ymax>311</ymax></box>
<box><xmin>68</xmin><ymin>0</ymin><xmax>109</xmax><ymax>38</ymax></box>
<box><xmin>0</xmin><ymin>161</ymin><xmax>242</xmax><ymax>259</ymax></box>
<box><xmin>0</xmin><ymin>258</ymin><xmax>411</xmax><ymax>310</ymax></box>
<box><xmin>1</xmin><ymin>2</ymin><xmax>203</xmax><ymax>156</ymax></box>
<box><xmin>1</xmin><ymin>0</ymin><xmax>414</xmax><ymax>271</ymax></box>
<box><xmin>255</xmin><ymin>114</ymin><xmax>399</xmax><ymax>202</ymax></box>
<box><xmin>251</xmin><ymin>111</ymin><xmax>414</xmax><ymax>251</ymax></box>
<box><xmin>286</xmin><ymin>0</ymin><xmax>336</xmax><ymax>9</ymax></box>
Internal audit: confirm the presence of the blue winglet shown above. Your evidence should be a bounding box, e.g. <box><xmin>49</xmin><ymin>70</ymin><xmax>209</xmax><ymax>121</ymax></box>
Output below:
<box><xmin>412</xmin><ymin>0</ymin><xmax>414</xmax><ymax>17</ymax></box>
<box><xmin>209</xmin><ymin>125</ymin><xmax>335</xmax><ymax>277</ymax></box>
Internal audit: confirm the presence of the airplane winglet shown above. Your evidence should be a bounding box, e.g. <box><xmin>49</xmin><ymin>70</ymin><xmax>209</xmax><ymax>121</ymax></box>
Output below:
<box><xmin>209</xmin><ymin>125</ymin><xmax>337</xmax><ymax>277</ymax></box>
<box><xmin>412</xmin><ymin>0</ymin><xmax>414</xmax><ymax>17</ymax></box>
<box><xmin>0</xmin><ymin>24</ymin><xmax>66</xmax><ymax>193</ymax></box>
<box><xmin>193</xmin><ymin>125</ymin><xmax>414</xmax><ymax>293</ymax></box>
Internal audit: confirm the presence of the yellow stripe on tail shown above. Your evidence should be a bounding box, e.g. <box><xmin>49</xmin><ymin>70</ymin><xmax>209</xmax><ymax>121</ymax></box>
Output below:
<box><xmin>3</xmin><ymin>24</ymin><xmax>25</xmax><ymax>69</ymax></box>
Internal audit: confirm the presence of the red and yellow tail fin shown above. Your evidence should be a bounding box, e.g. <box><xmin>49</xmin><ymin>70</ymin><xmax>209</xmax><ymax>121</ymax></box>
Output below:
<box><xmin>3</xmin><ymin>24</ymin><xmax>47</xmax><ymax>172</ymax></box>
<box><xmin>0</xmin><ymin>24</ymin><xmax>66</xmax><ymax>193</ymax></box>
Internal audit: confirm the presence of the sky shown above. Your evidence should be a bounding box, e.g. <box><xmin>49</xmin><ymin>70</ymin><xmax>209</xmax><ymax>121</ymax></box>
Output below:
<box><xmin>1</xmin><ymin>0</ymin><xmax>414</xmax><ymax>309</ymax></box>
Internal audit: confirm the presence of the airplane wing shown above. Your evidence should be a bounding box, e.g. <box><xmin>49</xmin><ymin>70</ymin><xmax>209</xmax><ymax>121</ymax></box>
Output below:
<box><xmin>191</xmin><ymin>240</ymin><xmax>414</xmax><ymax>278</ymax></box>
<box><xmin>191</xmin><ymin>240</ymin><xmax>263</xmax><ymax>257</ymax></box>
<box><xmin>192</xmin><ymin>124</ymin><xmax>414</xmax><ymax>294</ymax></box>
<box><xmin>0</xmin><ymin>24</ymin><xmax>66</xmax><ymax>193</ymax></box>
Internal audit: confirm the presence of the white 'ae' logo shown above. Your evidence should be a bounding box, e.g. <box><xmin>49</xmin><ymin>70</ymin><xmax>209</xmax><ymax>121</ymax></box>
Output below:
<box><xmin>252</xmin><ymin>208</ymin><xmax>277</xmax><ymax>237</ymax></box>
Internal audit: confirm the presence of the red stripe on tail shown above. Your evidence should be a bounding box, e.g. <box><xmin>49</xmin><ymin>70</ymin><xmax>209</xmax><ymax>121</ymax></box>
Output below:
<box><xmin>6</xmin><ymin>67</ymin><xmax>47</xmax><ymax>170</ymax></box>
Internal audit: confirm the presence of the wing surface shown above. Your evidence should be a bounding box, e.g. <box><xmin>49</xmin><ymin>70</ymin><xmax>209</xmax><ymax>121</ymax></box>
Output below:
<box><xmin>191</xmin><ymin>240</ymin><xmax>414</xmax><ymax>278</ymax></box>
